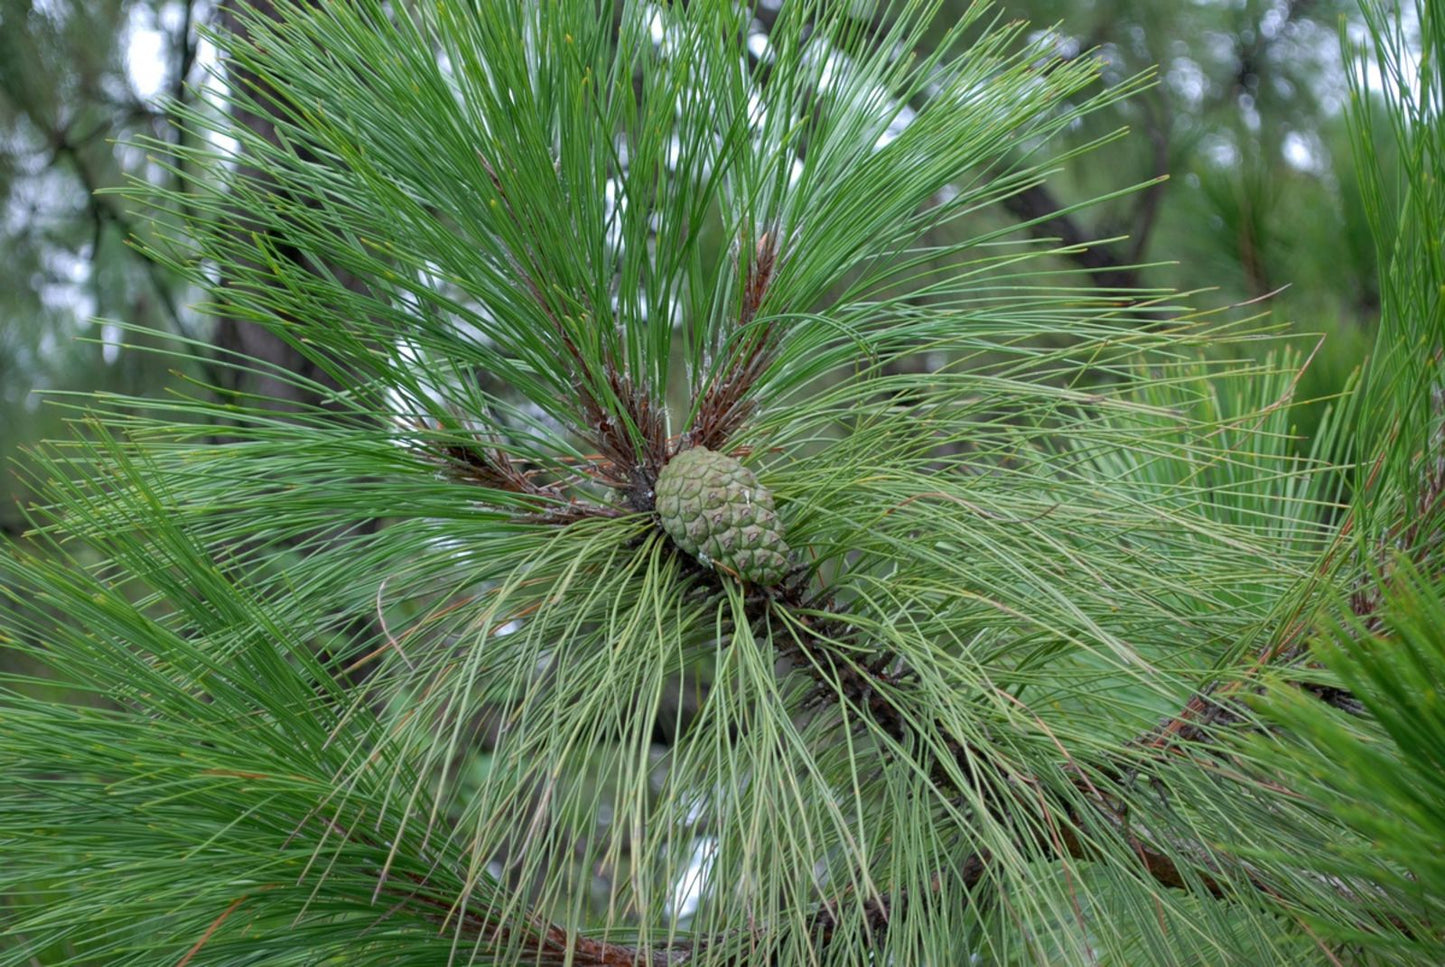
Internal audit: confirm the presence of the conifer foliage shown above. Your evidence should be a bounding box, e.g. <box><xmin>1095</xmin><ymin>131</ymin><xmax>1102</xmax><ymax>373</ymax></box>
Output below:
<box><xmin>1</xmin><ymin>1</ymin><xmax>1440</xmax><ymax>965</ymax></box>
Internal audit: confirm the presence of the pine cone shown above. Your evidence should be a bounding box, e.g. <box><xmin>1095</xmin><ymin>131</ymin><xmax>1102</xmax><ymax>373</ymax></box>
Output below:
<box><xmin>653</xmin><ymin>446</ymin><xmax>790</xmax><ymax>585</ymax></box>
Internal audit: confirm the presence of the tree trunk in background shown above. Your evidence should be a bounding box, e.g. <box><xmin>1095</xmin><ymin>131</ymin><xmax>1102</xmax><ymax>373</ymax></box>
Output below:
<box><xmin>213</xmin><ymin>0</ymin><xmax>381</xmax><ymax>678</ymax></box>
<box><xmin>215</xmin><ymin>0</ymin><xmax>366</xmax><ymax>410</ymax></box>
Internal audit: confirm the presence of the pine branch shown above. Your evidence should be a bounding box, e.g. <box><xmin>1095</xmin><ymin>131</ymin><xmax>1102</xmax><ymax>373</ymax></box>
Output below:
<box><xmin>1136</xmin><ymin>397</ymin><xmax>1445</xmax><ymax>756</ymax></box>
<box><xmin>10</xmin><ymin>4</ymin><xmax>1438</xmax><ymax>965</ymax></box>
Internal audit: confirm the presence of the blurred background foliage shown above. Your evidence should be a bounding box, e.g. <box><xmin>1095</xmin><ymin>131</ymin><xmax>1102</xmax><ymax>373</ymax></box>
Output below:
<box><xmin>0</xmin><ymin>0</ymin><xmax>1403</xmax><ymax>536</ymax></box>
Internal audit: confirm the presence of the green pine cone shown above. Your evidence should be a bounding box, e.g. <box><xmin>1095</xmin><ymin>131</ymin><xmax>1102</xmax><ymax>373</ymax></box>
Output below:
<box><xmin>653</xmin><ymin>446</ymin><xmax>790</xmax><ymax>585</ymax></box>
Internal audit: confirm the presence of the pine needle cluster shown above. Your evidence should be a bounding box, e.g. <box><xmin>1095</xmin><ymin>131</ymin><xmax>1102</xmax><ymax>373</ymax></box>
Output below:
<box><xmin>1</xmin><ymin>1</ymin><xmax>1441</xmax><ymax>965</ymax></box>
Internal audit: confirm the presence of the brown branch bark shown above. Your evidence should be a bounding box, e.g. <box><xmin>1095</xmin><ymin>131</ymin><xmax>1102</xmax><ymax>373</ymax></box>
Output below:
<box><xmin>692</xmin><ymin>228</ymin><xmax>783</xmax><ymax>452</ymax></box>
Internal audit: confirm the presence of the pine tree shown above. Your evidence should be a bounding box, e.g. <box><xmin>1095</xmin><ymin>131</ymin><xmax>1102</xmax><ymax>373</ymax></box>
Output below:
<box><xmin>1</xmin><ymin>1</ymin><xmax>1440</xmax><ymax>965</ymax></box>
